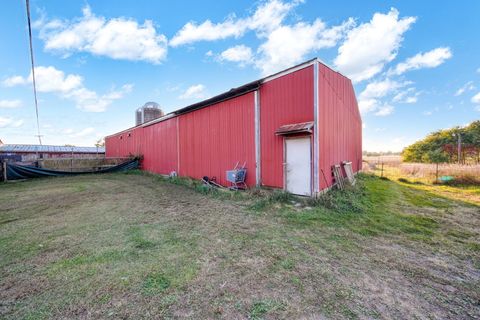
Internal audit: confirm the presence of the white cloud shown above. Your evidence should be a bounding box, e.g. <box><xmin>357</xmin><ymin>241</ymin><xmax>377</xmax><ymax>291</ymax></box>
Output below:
<box><xmin>5</xmin><ymin>66</ymin><xmax>83</xmax><ymax>93</ymax></box>
<box><xmin>2</xmin><ymin>76</ymin><xmax>25</xmax><ymax>87</ymax></box>
<box><xmin>256</xmin><ymin>18</ymin><xmax>353</xmax><ymax>75</ymax></box>
<box><xmin>248</xmin><ymin>0</ymin><xmax>300</xmax><ymax>35</ymax></box>
<box><xmin>374</xmin><ymin>104</ymin><xmax>394</xmax><ymax>116</ymax></box>
<box><xmin>392</xmin><ymin>87</ymin><xmax>418</xmax><ymax>104</ymax></box>
<box><xmin>4</xmin><ymin>66</ymin><xmax>132</xmax><ymax>112</ymax></box>
<box><xmin>0</xmin><ymin>99</ymin><xmax>22</xmax><ymax>108</ymax></box>
<box><xmin>404</xmin><ymin>96</ymin><xmax>418</xmax><ymax>104</ymax></box>
<box><xmin>472</xmin><ymin>92</ymin><xmax>480</xmax><ymax>104</ymax></box>
<box><xmin>423</xmin><ymin>111</ymin><xmax>432</xmax><ymax>116</ymax></box>
<box><xmin>219</xmin><ymin>45</ymin><xmax>253</xmax><ymax>65</ymax></box>
<box><xmin>358</xmin><ymin>78</ymin><xmax>411</xmax><ymax>115</ymax></box>
<box><xmin>37</xmin><ymin>5</ymin><xmax>168</xmax><ymax>63</ymax></box>
<box><xmin>170</xmin><ymin>0</ymin><xmax>297</xmax><ymax>46</ymax></box>
<box><xmin>358</xmin><ymin>98</ymin><xmax>378</xmax><ymax>113</ymax></box>
<box><xmin>69</xmin><ymin>127</ymin><xmax>95</xmax><ymax>138</ymax></box>
<box><xmin>360</xmin><ymin>78</ymin><xmax>405</xmax><ymax>100</ymax></box>
<box><xmin>179</xmin><ymin>84</ymin><xmax>207</xmax><ymax>100</ymax></box>
<box><xmin>171</xmin><ymin>0</ymin><xmax>352</xmax><ymax>75</ymax></box>
<box><xmin>0</xmin><ymin>117</ymin><xmax>24</xmax><ymax>128</ymax></box>
<box><xmin>454</xmin><ymin>81</ymin><xmax>475</xmax><ymax>96</ymax></box>
<box><xmin>358</xmin><ymin>78</ymin><xmax>406</xmax><ymax>113</ymax></box>
<box><xmin>170</xmin><ymin>18</ymin><xmax>247</xmax><ymax>47</ymax></box>
<box><xmin>334</xmin><ymin>8</ymin><xmax>416</xmax><ymax>83</ymax></box>
<box><xmin>391</xmin><ymin>47</ymin><xmax>452</xmax><ymax>75</ymax></box>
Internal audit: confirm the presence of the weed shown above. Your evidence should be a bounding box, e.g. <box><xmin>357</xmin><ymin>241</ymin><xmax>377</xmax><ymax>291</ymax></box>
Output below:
<box><xmin>143</xmin><ymin>272</ymin><xmax>171</xmax><ymax>295</ymax></box>
<box><xmin>467</xmin><ymin>242</ymin><xmax>480</xmax><ymax>252</ymax></box>
<box><xmin>249</xmin><ymin>300</ymin><xmax>283</xmax><ymax>320</ymax></box>
<box><xmin>268</xmin><ymin>190</ymin><xmax>294</xmax><ymax>203</ymax></box>
<box><xmin>129</xmin><ymin>226</ymin><xmax>155</xmax><ymax>249</ymax></box>
<box><xmin>279</xmin><ymin>258</ymin><xmax>295</xmax><ymax>270</ymax></box>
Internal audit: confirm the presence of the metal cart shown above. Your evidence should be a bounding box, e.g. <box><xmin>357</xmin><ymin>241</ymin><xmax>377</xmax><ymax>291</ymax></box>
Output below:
<box><xmin>226</xmin><ymin>162</ymin><xmax>247</xmax><ymax>190</ymax></box>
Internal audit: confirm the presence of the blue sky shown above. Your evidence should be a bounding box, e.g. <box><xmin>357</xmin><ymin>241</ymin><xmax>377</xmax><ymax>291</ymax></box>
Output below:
<box><xmin>1</xmin><ymin>0</ymin><xmax>479</xmax><ymax>151</ymax></box>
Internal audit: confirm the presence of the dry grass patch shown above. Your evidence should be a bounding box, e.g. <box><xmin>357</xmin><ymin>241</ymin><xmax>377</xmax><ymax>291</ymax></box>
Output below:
<box><xmin>1</xmin><ymin>173</ymin><xmax>479</xmax><ymax>319</ymax></box>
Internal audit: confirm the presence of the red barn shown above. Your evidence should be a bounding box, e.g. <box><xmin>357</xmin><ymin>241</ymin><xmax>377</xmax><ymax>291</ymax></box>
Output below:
<box><xmin>105</xmin><ymin>58</ymin><xmax>362</xmax><ymax>196</ymax></box>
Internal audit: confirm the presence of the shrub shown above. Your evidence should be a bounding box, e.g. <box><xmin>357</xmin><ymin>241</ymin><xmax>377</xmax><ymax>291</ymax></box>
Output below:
<box><xmin>398</xmin><ymin>177</ymin><xmax>410</xmax><ymax>183</ymax></box>
<box><xmin>439</xmin><ymin>173</ymin><xmax>480</xmax><ymax>186</ymax></box>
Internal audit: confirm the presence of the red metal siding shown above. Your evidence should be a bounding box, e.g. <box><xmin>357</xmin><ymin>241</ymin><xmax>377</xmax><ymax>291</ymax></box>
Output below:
<box><xmin>105</xmin><ymin>119</ymin><xmax>178</xmax><ymax>175</ymax></box>
<box><xmin>141</xmin><ymin>118</ymin><xmax>178</xmax><ymax>175</ymax></box>
<box><xmin>178</xmin><ymin>92</ymin><xmax>256</xmax><ymax>187</ymax></box>
<box><xmin>259</xmin><ymin>66</ymin><xmax>314</xmax><ymax>188</ymax></box>
<box><xmin>105</xmin><ymin>61</ymin><xmax>362</xmax><ymax>193</ymax></box>
<box><xmin>318</xmin><ymin>64</ymin><xmax>362</xmax><ymax>190</ymax></box>
<box><xmin>105</xmin><ymin>127</ymin><xmax>142</xmax><ymax>158</ymax></box>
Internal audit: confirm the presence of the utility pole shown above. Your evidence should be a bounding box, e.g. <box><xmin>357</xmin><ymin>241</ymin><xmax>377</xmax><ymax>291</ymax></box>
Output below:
<box><xmin>457</xmin><ymin>133</ymin><xmax>462</xmax><ymax>164</ymax></box>
<box><xmin>26</xmin><ymin>0</ymin><xmax>42</xmax><ymax>145</ymax></box>
<box><xmin>453</xmin><ymin>132</ymin><xmax>462</xmax><ymax>164</ymax></box>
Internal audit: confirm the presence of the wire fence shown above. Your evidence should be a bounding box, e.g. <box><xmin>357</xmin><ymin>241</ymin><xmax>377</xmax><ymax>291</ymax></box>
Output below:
<box><xmin>363</xmin><ymin>156</ymin><xmax>480</xmax><ymax>184</ymax></box>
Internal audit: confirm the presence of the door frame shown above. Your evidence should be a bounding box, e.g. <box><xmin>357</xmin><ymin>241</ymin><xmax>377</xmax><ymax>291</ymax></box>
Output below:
<box><xmin>283</xmin><ymin>134</ymin><xmax>313</xmax><ymax>196</ymax></box>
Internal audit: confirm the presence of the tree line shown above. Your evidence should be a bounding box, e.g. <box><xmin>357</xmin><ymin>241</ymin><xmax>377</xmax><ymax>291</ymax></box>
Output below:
<box><xmin>402</xmin><ymin>120</ymin><xmax>480</xmax><ymax>164</ymax></box>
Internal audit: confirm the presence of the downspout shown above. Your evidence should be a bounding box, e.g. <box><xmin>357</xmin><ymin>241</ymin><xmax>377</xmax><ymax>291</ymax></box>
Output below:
<box><xmin>254</xmin><ymin>90</ymin><xmax>261</xmax><ymax>187</ymax></box>
<box><xmin>313</xmin><ymin>60</ymin><xmax>320</xmax><ymax>196</ymax></box>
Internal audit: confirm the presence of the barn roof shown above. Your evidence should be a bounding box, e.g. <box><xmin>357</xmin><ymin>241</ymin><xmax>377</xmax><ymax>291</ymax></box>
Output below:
<box><xmin>106</xmin><ymin>57</ymin><xmax>351</xmax><ymax>137</ymax></box>
<box><xmin>0</xmin><ymin>144</ymin><xmax>105</xmax><ymax>154</ymax></box>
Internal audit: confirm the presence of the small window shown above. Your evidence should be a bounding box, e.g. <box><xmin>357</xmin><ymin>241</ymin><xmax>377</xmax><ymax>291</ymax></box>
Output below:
<box><xmin>128</xmin><ymin>132</ymin><xmax>132</xmax><ymax>137</ymax></box>
<box><xmin>119</xmin><ymin>135</ymin><xmax>123</xmax><ymax>140</ymax></box>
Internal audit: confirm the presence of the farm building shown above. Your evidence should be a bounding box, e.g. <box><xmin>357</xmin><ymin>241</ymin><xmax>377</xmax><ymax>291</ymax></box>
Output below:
<box><xmin>0</xmin><ymin>143</ymin><xmax>105</xmax><ymax>163</ymax></box>
<box><xmin>105</xmin><ymin>58</ymin><xmax>362</xmax><ymax>196</ymax></box>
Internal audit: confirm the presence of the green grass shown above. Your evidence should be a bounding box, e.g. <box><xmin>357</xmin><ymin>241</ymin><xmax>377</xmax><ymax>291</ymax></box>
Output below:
<box><xmin>249</xmin><ymin>300</ymin><xmax>284</xmax><ymax>320</ymax></box>
<box><xmin>128</xmin><ymin>226</ymin><xmax>156</xmax><ymax>249</ymax></box>
<box><xmin>369</xmin><ymin>164</ymin><xmax>480</xmax><ymax>206</ymax></box>
<box><xmin>142</xmin><ymin>272</ymin><xmax>171</xmax><ymax>295</ymax></box>
<box><xmin>267</xmin><ymin>174</ymin><xmax>442</xmax><ymax>241</ymax></box>
<box><xmin>0</xmin><ymin>173</ymin><xmax>478</xmax><ymax>319</ymax></box>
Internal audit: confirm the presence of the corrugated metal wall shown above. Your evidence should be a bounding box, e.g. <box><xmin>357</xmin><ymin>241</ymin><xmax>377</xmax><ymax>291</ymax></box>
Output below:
<box><xmin>178</xmin><ymin>92</ymin><xmax>256</xmax><ymax>186</ymax></box>
<box><xmin>105</xmin><ymin>61</ymin><xmax>362</xmax><ymax>193</ymax></box>
<box><xmin>141</xmin><ymin>118</ymin><xmax>178</xmax><ymax>175</ymax></box>
<box><xmin>105</xmin><ymin>126</ymin><xmax>143</xmax><ymax>158</ymax></box>
<box><xmin>105</xmin><ymin>92</ymin><xmax>256</xmax><ymax>187</ymax></box>
<box><xmin>317</xmin><ymin>64</ymin><xmax>362</xmax><ymax>190</ymax></box>
<box><xmin>259</xmin><ymin>65</ymin><xmax>314</xmax><ymax>188</ymax></box>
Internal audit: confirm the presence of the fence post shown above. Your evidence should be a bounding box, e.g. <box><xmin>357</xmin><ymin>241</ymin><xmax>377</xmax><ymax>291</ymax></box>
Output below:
<box><xmin>381</xmin><ymin>162</ymin><xmax>384</xmax><ymax>178</ymax></box>
<box><xmin>2</xmin><ymin>160</ymin><xmax>7</xmax><ymax>182</ymax></box>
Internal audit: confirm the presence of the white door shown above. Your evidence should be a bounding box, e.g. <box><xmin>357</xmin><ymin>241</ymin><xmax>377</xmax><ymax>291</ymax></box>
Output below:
<box><xmin>285</xmin><ymin>137</ymin><xmax>311</xmax><ymax>196</ymax></box>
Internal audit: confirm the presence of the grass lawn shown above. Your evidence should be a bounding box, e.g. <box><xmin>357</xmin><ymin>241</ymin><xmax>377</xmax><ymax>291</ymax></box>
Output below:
<box><xmin>369</xmin><ymin>163</ymin><xmax>480</xmax><ymax>206</ymax></box>
<box><xmin>0</xmin><ymin>173</ymin><xmax>479</xmax><ymax>319</ymax></box>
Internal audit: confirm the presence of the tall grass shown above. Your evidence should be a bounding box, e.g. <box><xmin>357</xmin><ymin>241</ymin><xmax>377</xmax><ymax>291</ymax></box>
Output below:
<box><xmin>364</xmin><ymin>155</ymin><xmax>480</xmax><ymax>185</ymax></box>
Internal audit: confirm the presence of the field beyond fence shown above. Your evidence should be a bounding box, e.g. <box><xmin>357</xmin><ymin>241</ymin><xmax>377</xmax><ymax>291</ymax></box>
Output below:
<box><xmin>363</xmin><ymin>156</ymin><xmax>480</xmax><ymax>181</ymax></box>
<box><xmin>363</xmin><ymin>155</ymin><xmax>480</xmax><ymax>205</ymax></box>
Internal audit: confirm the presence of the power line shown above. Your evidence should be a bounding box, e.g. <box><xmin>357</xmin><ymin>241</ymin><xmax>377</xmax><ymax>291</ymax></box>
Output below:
<box><xmin>25</xmin><ymin>0</ymin><xmax>42</xmax><ymax>145</ymax></box>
